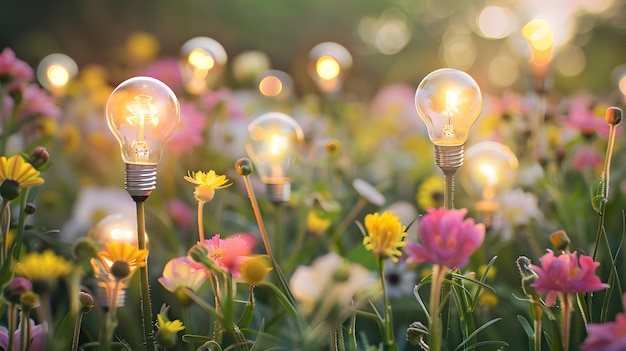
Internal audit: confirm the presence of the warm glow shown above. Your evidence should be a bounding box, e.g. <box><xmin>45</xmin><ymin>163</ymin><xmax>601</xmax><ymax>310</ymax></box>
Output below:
<box><xmin>258</xmin><ymin>75</ymin><xmax>283</xmax><ymax>97</ymax></box>
<box><xmin>620</xmin><ymin>75</ymin><xmax>626</xmax><ymax>96</ymax></box>
<box><xmin>488</xmin><ymin>55</ymin><xmax>519</xmax><ymax>88</ymax></box>
<box><xmin>188</xmin><ymin>48</ymin><xmax>216</xmax><ymax>71</ymax></box>
<box><xmin>522</xmin><ymin>19</ymin><xmax>553</xmax><ymax>67</ymax></box>
<box><xmin>47</xmin><ymin>64</ymin><xmax>70</xmax><ymax>88</ymax></box>
<box><xmin>477</xmin><ymin>6</ymin><xmax>513</xmax><ymax>39</ymax></box>
<box><xmin>316</xmin><ymin>56</ymin><xmax>341</xmax><ymax>80</ymax></box>
<box><xmin>445</xmin><ymin>89</ymin><xmax>460</xmax><ymax>117</ymax></box>
<box><xmin>555</xmin><ymin>45</ymin><xmax>586</xmax><ymax>77</ymax></box>
<box><xmin>268</xmin><ymin>133</ymin><xmax>290</xmax><ymax>159</ymax></box>
<box><xmin>478</xmin><ymin>163</ymin><xmax>498</xmax><ymax>186</ymax></box>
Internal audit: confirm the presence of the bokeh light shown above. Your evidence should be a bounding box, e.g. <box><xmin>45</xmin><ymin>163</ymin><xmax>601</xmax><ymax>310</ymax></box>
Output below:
<box><xmin>477</xmin><ymin>6</ymin><xmax>514</xmax><ymax>39</ymax></box>
<box><xmin>37</xmin><ymin>53</ymin><xmax>79</xmax><ymax>96</ymax></box>
<box><xmin>258</xmin><ymin>70</ymin><xmax>293</xmax><ymax>99</ymax></box>
<box><xmin>488</xmin><ymin>55</ymin><xmax>520</xmax><ymax>88</ymax></box>
<box><xmin>554</xmin><ymin>45</ymin><xmax>586</xmax><ymax>77</ymax></box>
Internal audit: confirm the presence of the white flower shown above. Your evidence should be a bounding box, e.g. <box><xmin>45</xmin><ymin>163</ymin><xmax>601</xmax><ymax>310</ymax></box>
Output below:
<box><xmin>494</xmin><ymin>188</ymin><xmax>543</xmax><ymax>241</ymax></box>
<box><xmin>289</xmin><ymin>252</ymin><xmax>376</xmax><ymax>320</ymax></box>
<box><xmin>383</xmin><ymin>258</ymin><xmax>417</xmax><ymax>299</ymax></box>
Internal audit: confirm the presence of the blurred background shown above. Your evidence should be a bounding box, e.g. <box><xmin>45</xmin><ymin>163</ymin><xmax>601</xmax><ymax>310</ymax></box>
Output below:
<box><xmin>2</xmin><ymin>0</ymin><xmax>626</xmax><ymax>98</ymax></box>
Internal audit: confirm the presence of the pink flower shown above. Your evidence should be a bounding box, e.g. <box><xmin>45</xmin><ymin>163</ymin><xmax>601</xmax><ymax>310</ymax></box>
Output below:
<box><xmin>17</xmin><ymin>84</ymin><xmax>60</xmax><ymax>119</ymax></box>
<box><xmin>200</xmin><ymin>233</ymin><xmax>257</xmax><ymax>277</ymax></box>
<box><xmin>530</xmin><ymin>249</ymin><xmax>609</xmax><ymax>306</ymax></box>
<box><xmin>165</xmin><ymin>199</ymin><xmax>193</xmax><ymax>232</ymax></box>
<box><xmin>582</xmin><ymin>293</ymin><xmax>626</xmax><ymax>351</ymax></box>
<box><xmin>165</xmin><ymin>100</ymin><xmax>206</xmax><ymax>155</ymax></box>
<box><xmin>559</xmin><ymin>92</ymin><xmax>613</xmax><ymax>138</ymax></box>
<box><xmin>0</xmin><ymin>319</ymin><xmax>47</xmax><ymax>351</ymax></box>
<box><xmin>404</xmin><ymin>208</ymin><xmax>485</xmax><ymax>268</ymax></box>
<box><xmin>571</xmin><ymin>143</ymin><xmax>603</xmax><ymax>171</ymax></box>
<box><xmin>158</xmin><ymin>256</ymin><xmax>208</xmax><ymax>293</ymax></box>
<box><xmin>0</xmin><ymin>48</ymin><xmax>33</xmax><ymax>83</ymax></box>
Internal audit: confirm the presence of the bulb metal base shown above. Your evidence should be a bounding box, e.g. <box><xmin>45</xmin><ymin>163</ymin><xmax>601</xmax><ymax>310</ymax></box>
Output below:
<box><xmin>434</xmin><ymin>144</ymin><xmax>464</xmax><ymax>176</ymax></box>
<box><xmin>266</xmin><ymin>182</ymin><xmax>291</xmax><ymax>203</ymax></box>
<box><xmin>125</xmin><ymin>163</ymin><xmax>157</xmax><ymax>201</ymax></box>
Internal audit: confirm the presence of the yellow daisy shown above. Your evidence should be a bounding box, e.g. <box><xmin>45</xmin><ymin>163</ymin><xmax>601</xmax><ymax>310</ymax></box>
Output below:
<box><xmin>184</xmin><ymin>170</ymin><xmax>232</xmax><ymax>202</ymax></box>
<box><xmin>15</xmin><ymin>250</ymin><xmax>73</xmax><ymax>290</ymax></box>
<box><xmin>96</xmin><ymin>241</ymin><xmax>148</xmax><ymax>281</ymax></box>
<box><xmin>0</xmin><ymin>155</ymin><xmax>45</xmax><ymax>187</ymax></box>
<box><xmin>363</xmin><ymin>211</ymin><xmax>407</xmax><ymax>263</ymax></box>
<box><xmin>416</xmin><ymin>175</ymin><xmax>444</xmax><ymax>210</ymax></box>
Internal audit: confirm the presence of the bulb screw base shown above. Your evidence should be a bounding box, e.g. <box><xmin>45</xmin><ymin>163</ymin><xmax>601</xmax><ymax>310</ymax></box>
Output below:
<box><xmin>125</xmin><ymin>163</ymin><xmax>157</xmax><ymax>201</ymax></box>
<box><xmin>266</xmin><ymin>182</ymin><xmax>291</xmax><ymax>203</ymax></box>
<box><xmin>434</xmin><ymin>144</ymin><xmax>464</xmax><ymax>175</ymax></box>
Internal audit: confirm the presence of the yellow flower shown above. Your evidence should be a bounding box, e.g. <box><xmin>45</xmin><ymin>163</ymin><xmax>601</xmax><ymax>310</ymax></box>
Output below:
<box><xmin>416</xmin><ymin>175</ymin><xmax>444</xmax><ymax>210</ymax></box>
<box><xmin>184</xmin><ymin>170</ymin><xmax>232</xmax><ymax>202</ymax></box>
<box><xmin>306</xmin><ymin>209</ymin><xmax>332</xmax><ymax>235</ymax></box>
<box><xmin>96</xmin><ymin>241</ymin><xmax>148</xmax><ymax>281</ymax></box>
<box><xmin>15</xmin><ymin>250</ymin><xmax>73</xmax><ymax>292</ymax></box>
<box><xmin>478</xmin><ymin>290</ymin><xmax>499</xmax><ymax>308</ymax></box>
<box><xmin>0</xmin><ymin>155</ymin><xmax>45</xmax><ymax>187</ymax></box>
<box><xmin>157</xmin><ymin>313</ymin><xmax>185</xmax><ymax>333</ymax></box>
<box><xmin>363</xmin><ymin>211</ymin><xmax>407</xmax><ymax>263</ymax></box>
<box><xmin>240</xmin><ymin>255</ymin><xmax>273</xmax><ymax>286</ymax></box>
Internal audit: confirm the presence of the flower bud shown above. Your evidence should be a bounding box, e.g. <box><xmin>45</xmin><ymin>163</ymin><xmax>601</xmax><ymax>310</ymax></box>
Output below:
<box><xmin>406</xmin><ymin>321</ymin><xmax>429</xmax><ymax>346</ymax></box>
<box><xmin>3</xmin><ymin>277</ymin><xmax>33</xmax><ymax>304</ymax></box>
<box><xmin>332</xmin><ymin>259</ymin><xmax>351</xmax><ymax>283</ymax></box>
<box><xmin>235</xmin><ymin>158</ymin><xmax>253</xmax><ymax>176</ymax></box>
<box><xmin>188</xmin><ymin>243</ymin><xmax>209</xmax><ymax>264</ymax></box>
<box><xmin>28</xmin><ymin>146</ymin><xmax>50</xmax><ymax>170</ymax></box>
<box><xmin>79</xmin><ymin>291</ymin><xmax>95</xmax><ymax>314</ymax></box>
<box><xmin>19</xmin><ymin>291</ymin><xmax>40</xmax><ymax>310</ymax></box>
<box><xmin>325</xmin><ymin>139</ymin><xmax>341</xmax><ymax>155</ymax></box>
<box><xmin>549</xmin><ymin>230</ymin><xmax>570</xmax><ymax>252</ymax></box>
<box><xmin>605</xmin><ymin>107</ymin><xmax>622</xmax><ymax>126</ymax></box>
<box><xmin>24</xmin><ymin>203</ymin><xmax>36</xmax><ymax>215</ymax></box>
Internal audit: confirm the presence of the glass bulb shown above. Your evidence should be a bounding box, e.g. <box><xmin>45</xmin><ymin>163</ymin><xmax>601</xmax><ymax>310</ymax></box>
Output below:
<box><xmin>106</xmin><ymin>76</ymin><xmax>180</xmax><ymax>198</ymax></box>
<box><xmin>415</xmin><ymin>68</ymin><xmax>483</xmax><ymax>146</ymax></box>
<box><xmin>180</xmin><ymin>36</ymin><xmax>227</xmax><ymax>95</ymax></box>
<box><xmin>36</xmin><ymin>53</ymin><xmax>78</xmax><ymax>97</ymax></box>
<box><xmin>308</xmin><ymin>42</ymin><xmax>352</xmax><ymax>94</ymax></box>
<box><xmin>87</xmin><ymin>214</ymin><xmax>139</xmax><ymax>248</ymax></box>
<box><xmin>245</xmin><ymin>112</ymin><xmax>304</xmax><ymax>202</ymax></box>
<box><xmin>459</xmin><ymin>141</ymin><xmax>518</xmax><ymax>224</ymax></box>
<box><xmin>257</xmin><ymin>69</ymin><xmax>293</xmax><ymax>100</ymax></box>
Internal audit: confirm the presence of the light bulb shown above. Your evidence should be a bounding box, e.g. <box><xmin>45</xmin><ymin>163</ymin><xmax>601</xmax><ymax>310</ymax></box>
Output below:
<box><xmin>36</xmin><ymin>53</ymin><xmax>78</xmax><ymax>97</ymax></box>
<box><xmin>257</xmin><ymin>69</ymin><xmax>293</xmax><ymax>100</ymax></box>
<box><xmin>245</xmin><ymin>112</ymin><xmax>304</xmax><ymax>202</ymax></box>
<box><xmin>106</xmin><ymin>76</ymin><xmax>180</xmax><ymax>200</ymax></box>
<box><xmin>180</xmin><ymin>36</ymin><xmax>227</xmax><ymax>95</ymax></box>
<box><xmin>459</xmin><ymin>141</ymin><xmax>518</xmax><ymax>225</ymax></box>
<box><xmin>87</xmin><ymin>213</ymin><xmax>139</xmax><ymax>248</ymax></box>
<box><xmin>308</xmin><ymin>42</ymin><xmax>352</xmax><ymax>95</ymax></box>
<box><xmin>415</xmin><ymin>68</ymin><xmax>483</xmax><ymax>209</ymax></box>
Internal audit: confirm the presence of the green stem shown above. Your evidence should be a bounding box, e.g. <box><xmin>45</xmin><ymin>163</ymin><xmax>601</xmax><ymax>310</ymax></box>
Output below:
<box><xmin>72</xmin><ymin>311</ymin><xmax>85</xmax><ymax>351</ymax></box>
<box><xmin>429</xmin><ymin>264</ymin><xmax>447</xmax><ymax>351</ymax></box>
<box><xmin>560</xmin><ymin>293</ymin><xmax>572</xmax><ymax>351</ymax></box>
<box><xmin>378</xmin><ymin>258</ymin><xmax>398</xmax><ymax>351</ymax></box>
<box><xmin>331</xmin><ymin>197</ymin><xmax>367</xmax><ymax>254</ymax></box>
<box><xmin>7</xmin><ymin>304</ymin><xmax>16</xmax><ymax>351</ymax></box>
<box><xmin>19</xmin><ymin>308</ymin><xmax>30</xmax><ymax>351</ymax></box>
<box><xmin>0</xmin><ymin>200</ymin><xmax>9</xmax><ymax>265</ymax></box>
<box><xmin>135</xmin><ymin>200</ymin><xmax>156</xmax><ymax>351</ymax></box>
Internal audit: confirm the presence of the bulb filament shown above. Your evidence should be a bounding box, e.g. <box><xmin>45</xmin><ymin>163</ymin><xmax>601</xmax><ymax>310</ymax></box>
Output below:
<box><xmin>126</xmin><ymin>94</ymin><xmax>159</xmax><ymax>162</ymax></box>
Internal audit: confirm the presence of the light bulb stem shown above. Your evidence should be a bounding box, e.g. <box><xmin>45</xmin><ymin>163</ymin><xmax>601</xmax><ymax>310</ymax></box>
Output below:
<box><xmin>266</xmin><ymin>182</ymin><xmax>291</xmax><ymax>203</ymax></box>
<box><xmin>125</xmin><ymin>164</ymin><xmax>157</xmax><ymax>201</ymax></box>
<box><xmin>434</xmin><ymin>144</ymin><xmax>464</xmax><ymax>210</ymax></box>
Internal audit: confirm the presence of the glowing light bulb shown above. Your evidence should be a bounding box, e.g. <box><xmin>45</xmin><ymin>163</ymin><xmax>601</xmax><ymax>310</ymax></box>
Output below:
<box><xmin>245</xmin><ymin>112</ymin><xmax>304</xmax><ymax>202</ymax></box>
<box><xmin>106</xmin><ymin>76</ymin><xmax>180</xmax><ymax>199</ymax></box>
<box><xmin>36</xmin><ymin>53</ymin><xmax>78</xmax><ymax>97</ymax></box>
<box><xmin>415</xmin><ymin>68</ymin><xmax>483</xmax><ymax>209</ymax></box>
<box><xmin>180</xmin><ymin>36</ymin><xmax>227</xmax><ymax>94</ymax></box>
<box><xmin>522</xmin><ymin>19</ymin><xmax>553</xmax><ymax>93</ymax></box>
<box><xmin>459</xmin><ymin>141</ymin><xmax>518</xmax><ymax>226</ymax></box>
<box><xmin>415</xmin><ymin>68</ymin><xmax>483</xmax><ymax>147</ymax></box>
<box><xmin>257</xmin><ymin>69</ymin><xmax>293</xmax><ymax>100</ymax></box>
<box><xmin>308</xmin><ymin>42</ymin><xmax>352</xmax><ymax>95</ymax></box>
<box><xmin>87</xmin><ymin>213</ymin><xmax>139</xmax><ymax>247</ymax></box>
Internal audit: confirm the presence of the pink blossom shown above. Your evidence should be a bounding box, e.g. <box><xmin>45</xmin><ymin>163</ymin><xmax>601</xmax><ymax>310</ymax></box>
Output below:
<box><xmin>18</xmin><ymin>84</ymin><xmax>60</xmax><ymax>118</ymax></box>
<box><xmin>0</xmin><ymin>319</ymin><xmax>47</xmax><ymax>351</ymax></box>
<box><xmin>582</xmin><ymin>293</ymin><xmax>626</xmax><ymax>351</ymax></box>
<box><xmin>571</xmin><ymin>143</ymin><xmax>603</xmax><ymax>171</ymax></box>
<box><xmin>559</xmin><ymin>92</ymin><xmax>613</xmax><ymax>138</ymax></box>
<box><xmin>158</xmin><ymin>256</ymin><xmax>208</xmax><ymax>293</ymax></box>
<box><xmin>137</xmin><ymin>57</ymin><xmax>184</xmax><ymax>93</ymax></box>
<box><xmin>0</xmin><ymin>48</ymin><xmax>33</xmax><ymax>82</ymax></box>
<box><xmin>530</xmin><ymin>249</ymin><xmax>608</xmax><ymax>306</ymax></box>
<box><xmin>166</xmin><ymin>100</ymin><xmax>205</xmax><ymax>155</ymax></box>
<box><xmin>200</xmin><ymin>233</ymin><xmax>257</xmax><ymax>277</ymax></box>
<box><xmin>165</xmin><ymin>199</ymin><xmax>193</xmax><ymax>232</ymax></box>
<box><xmin>404</xmin><ymin>208</ymin><xmax>485</xmax><ymax>268</ymax></box>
